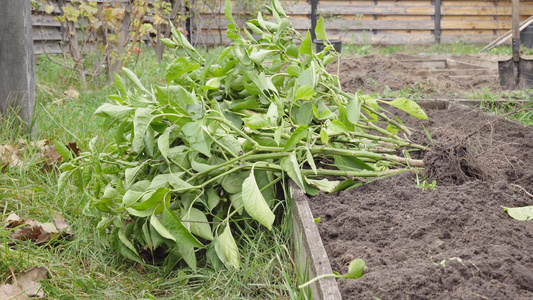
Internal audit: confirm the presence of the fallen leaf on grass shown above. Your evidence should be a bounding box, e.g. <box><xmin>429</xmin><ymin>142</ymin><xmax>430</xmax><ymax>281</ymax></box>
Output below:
<box><xmin>0</xmin><ymin>283</ymin><xmax>28</xmax><ymax>300</ymax></box>
<box><xmin>0</xmin><ymin>139</ymin><xmax>79</xmax><ymax>172</ymax></box>
<box><xmin>64</xmin><ymin>89</ymin><xmax>80</xmax><ymax>99</ymax></box>
<box><xmin>0</xmin><ymin>144</ymin><xmax>22</xmax><ymax>168</ymax></box>
<box><xmin>0</xmin><ymin>267</ymin><xmax>47</xmax><ymax>299</ymax></box>
<box><xmin>502</xmin><ymin>206</ymin><xmax>533</xmax><ymax>221</ymax></box>
<box><xmin>5</xmin><ymin>213</ymin><xmax>73</xmax><ymax>244</ymax></box>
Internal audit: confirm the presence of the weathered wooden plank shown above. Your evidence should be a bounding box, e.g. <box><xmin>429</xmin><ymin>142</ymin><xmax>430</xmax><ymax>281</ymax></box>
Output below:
<box><xmin>33</xmin><ymin>41</ymin><xmax>63</xmax><ymax>55</ymax></box>
<box><xmin>291</xmin><ymin>182</ymin><xmax>342</xmax><ymax>300</ymax></box>
<box><xmin>450</xmin><ymin>55</ymin><xmax>498</xmax><ymax>69</ymax></box>
<box><xmin>32</xmin><ymin>27</ymin><xmax>62</xmax><ymax>41</ymax></box>
<box><xmin>338</xmin><ymin>32</ymin><xmax>434</xmax><ymax>44</ymax></box>
<box><xmin>293</xmin><ymin>19</ymin><xmax>436</xmax><ymax>30</ymax></box>
<box><xmin>441</xmin><ymin>20</ymin><xmax>515</xmax><ymax>30</ymax></box>
<box><xmin>316</xmin><ymin>5</ymin><xmax>434</xmax><ymax>15</ymax></box>
<box><xmin>32</xmin><ymin>14</ymin><xmax>61</xmax><ymax>27</ymax></box>
<box><xmin>399</xmin><ymin>59</ymin><xmax>447</xmax><ymax>69</ymax></box>
<box><xmin>410</xmin><ymin>68</ymin><xmax>498</xmax><ymax>76</ymax></box>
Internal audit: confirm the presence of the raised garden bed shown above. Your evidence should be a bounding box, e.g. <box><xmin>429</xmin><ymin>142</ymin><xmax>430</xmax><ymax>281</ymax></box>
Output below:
<box><xmin>293</xmin><ymin>104</ymin><xmax>533</xmax><ymax>299</ymax></box>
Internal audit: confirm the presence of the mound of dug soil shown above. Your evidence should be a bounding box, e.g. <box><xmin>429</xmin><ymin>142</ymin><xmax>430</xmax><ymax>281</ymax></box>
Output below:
<box><xmin>331</xmin><ymin>55</ymin><xmax>499</xmax><ymax>98</ymax></box>
<box><xmin>308</xmin><ymin>105</ymin><xmax>533</xmax><ymax>299</ymax></box>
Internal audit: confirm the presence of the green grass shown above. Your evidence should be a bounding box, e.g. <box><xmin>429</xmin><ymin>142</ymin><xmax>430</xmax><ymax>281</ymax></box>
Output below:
<box><xmin>341</xmin><ymin>41</ymin><xmax>525</xmax><ymax>57</ymax></box>
<box><xmin>1</xmin><ymin>48</ymin><xmax>303</xmax><ymax>299</ymax></box>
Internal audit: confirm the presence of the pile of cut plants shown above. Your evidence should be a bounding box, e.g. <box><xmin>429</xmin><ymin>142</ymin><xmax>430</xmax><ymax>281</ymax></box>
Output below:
<box><xmin>59</xmin><ymin>0</ymin><xmax>429</xmax><ymax>276</ymax></box>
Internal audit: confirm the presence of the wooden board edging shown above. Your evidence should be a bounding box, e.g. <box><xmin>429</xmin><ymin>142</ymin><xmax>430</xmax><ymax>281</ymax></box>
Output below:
<box><xmin>291</xmin><ymin>181</ymin><xmax>342</xmax><ymax>300</ymax></box>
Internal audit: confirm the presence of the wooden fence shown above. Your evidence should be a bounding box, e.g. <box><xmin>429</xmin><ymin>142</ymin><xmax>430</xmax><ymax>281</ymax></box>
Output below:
<box><xmin>31</xmin><ymin>0</ymin><xmax>533</xmax><ymax>54</ymax></box>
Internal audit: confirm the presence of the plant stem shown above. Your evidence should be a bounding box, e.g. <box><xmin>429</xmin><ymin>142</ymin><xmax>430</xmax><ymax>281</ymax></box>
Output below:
<box><xmin>298</xmin><ymin>274</ymin><xmax>339</xmax><ymax>289</ymax></box>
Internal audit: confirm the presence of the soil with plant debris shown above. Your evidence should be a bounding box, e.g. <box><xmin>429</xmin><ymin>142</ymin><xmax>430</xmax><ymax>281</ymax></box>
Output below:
<box><xmin>332</xmin><ymin>55</ymin><xmax>502</xmax><ymax>99</ymax></box>
<box><xmin>308</xmin><ymin>104</ymin><xmax>533</xmax><ymax>300</ymax></box>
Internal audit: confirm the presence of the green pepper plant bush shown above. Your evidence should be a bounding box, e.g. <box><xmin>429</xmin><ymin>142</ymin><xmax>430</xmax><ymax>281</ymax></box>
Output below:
<box><xmin>58</xmin><ymin>0</ymin><xmax>428</xmax><ymax>272</ymax></box>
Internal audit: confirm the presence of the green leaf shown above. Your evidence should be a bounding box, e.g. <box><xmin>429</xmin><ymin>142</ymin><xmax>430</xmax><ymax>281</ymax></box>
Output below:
<box><xmin>163</xmin><ymin>245</ymin><xmax>182</xmax><ymax>275</ymax></box>
<box><xmin>222</xmin><ymin>171</ymin><xmax>250</xmax><ymax>194</ymax></box>
<box><xmin>182</xmin><ymin>121</ymin><xmax>213</xmax><ymax>157</ymax></box>
<box><xmin>171</xmin><ymin>27</ymin><xmax>195</xmax><ymax>51</ymax></box>
<box><xmin>158</xmin><ymin>129</ymin><xmax>170</xmax><ymax>161</ymax></box>
<box><xmin>315</xmin><ymin>17</ymin><xmax>327</xmax><ymax>41</ymax></box>
<box><xmin>327</xmin><ymin>120</ymin><xmax>349</xmax><ymax>135</ymax></box>
<box><xmin>295</xmin><ymin>84</ymin><xmax>314</xmax><ymax>100</ymax></box>
<box><xmin>246</xmin><ymin>22</ymin><xmax>264</xmax><ymax>35</ymax></box>
<box><xmin>320</xmin><ymin>128</ymin><xmax>329</xmax><ymax>146</ymax></box>
<box><xmin>166</xmin><ymin>57</ymin><xmax>200</xmax><ymax>82</ymax></box>
<box><xmin>283</xmin><ymin>125</ymin><xmax>308</xmax><ymax>152</ymax></box>
<box><xmin>218</xmin><ymin>135</ymin><xmax>243</xmax><ymax>156</ymax></box>
<box><xmin>241</xmin><ymin>168</ymin><xmax>275</xmax><ymax>230</ymax></box>
<box><xmin>217</xmin><ymin>226</ymin><xmax>240</xmax><ymax>269</ymax></box>
<box><xmin>274</xmin><ymin>125</ymin><xmax>283</xmax><ymax>146</ymax></box>
<box><xmin>122</xmin><ymin>180</ymin><xmax>151</xmax><ymax>207</ymax></box>
<box><xmin>132</xmin><ymin>108</ymin><xmax>153</xmax><ymax>153</ymax></box>
<box><xmin>56</xmin><ymin>170</ymin><xmax>71</xmax><ymax>197</ymax></box>
<box><xmin>162</xmin><ymin>206</ymin><xmax>203</xmax><ymax>248</ymax></box>
<box><xmin>299</xmin><ymin>31</ymin><xmax>312</xmax><ymax>55</ymax></box>
<box><xmin>287</xmin><ymin>64</ymin><xmax>300</xmax><ymax>77</ymax></box>
<box><xmin>281</xmin><ymin>152</ymin><xmax>304</xmax><ymax>190</ymax></box>
<box><xmin>333</xmin><ymin>156</ymin><xmax>374</xmax><ymax>171</ymax></box>
<box><xmin>160</xmin><ymin>38</ymin><xmax>177</xmax><ymax>47</ymax></box>
<box><xmin>116</xmin><ymin>229</ymin><xmax>143</xmax><ymax>263</ymax></box>
<box><xmin>135</xmin><ymin>187</ymin><xmax>169</xmax><ymax>210</ymax></box>
<box><xmin>306</xmin><ymin>148</ymin><xmax>317</xmax><ymax>175</ymax></box>
<box><xmin>150</xmin><ymin>213</ymin><xmax>176</xmax><ymax>242</ymax></box>
<box><xmin>149</xmin><ymin>219</ymin><xmax>170</xmax><ymax>249</ymax></box>
<box><xmin>177</xmin><ymin>244</ymin><xmax>197</xmax><ymax>271</ymax></box>
<box><xmin>243</xmin><ymin>114</ymin><xmax>270</xmax><ymax>129</ymax></box>
<box><xmin>306</xmin><ymin>178</ymin><xmax>340</xmax><ymax>193</ymax></box>
<box><xmin>54</xmin><ymin>140</ymin><xmax>73</xmax><ymax>160</ymax></box>
<box><xmin>342</xmin><ymin>258</ymin><xmax>366</xmax><ymax>279</ymax></box>
<box><xmin>203</xmin><ymin>77</ymin><xmax>222</xmax><ymax>90</ymax></box>
<box><xmin>502</xmin><ymin>206</ymin><xmax>533</xmax><ymax>221</ymax></box>
<box><xmin>292</xmin><ymin>101</ymin><xmax>314</xmax><ymax>126</ymax></box>
<box><xmin>155</xmin><ymin>85</ymin><xmax>198</xmax><ymax>115</ymax></box>
<box><xmin>346</xmin><ymin>97</ymin><xmax>362</xmax><ymax>125</ymax></box>
<box><xmin>312</xmin><ymin>105</ymin><xmax>333</xmax><ymax>120</ymax></box>
<box><xmin>249</xmin><ymin>49</ymin><xmax>275</xmax><ymax>65</ymax></box>
<box><xmin>125</xmin><ymin>164</ymin><xmax>143</xmax><ymax>187</ymax></box>
<box><xmin>122</xmin><ymin>67</ymin><xmax>149</xmax><ymax>93</ymax></box>
<box><xmin>207</xmin><ymin>188</ymin><xmax>220</xmax><ymax>211</ymax></box>
<box><xmin>383</xmin><ymin>97</ymin><xmax>428</xmax><ymax>120</ymax></box>
<box><xmin>224</xmin><ymin>0</ymin><xmax>235</xmax><ymax>25</ymax></box>
<box><xmin>272</xmin><ymin>0</ymin><xmax>286</xmax><ymax>16</ymax></box>
<box><xmin>183</xmin><ymin>207</ymin><xmax>214</xmax><ymax>240</ymax></box>
<box><xmin>94</xmin><ymin>103</ymin><xmax>135</xmax><ymax>120</ymax></box>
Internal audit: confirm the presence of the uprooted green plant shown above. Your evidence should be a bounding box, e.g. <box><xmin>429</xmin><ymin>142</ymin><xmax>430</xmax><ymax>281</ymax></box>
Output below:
<box><xmin>58</xmin><ymin>0</ymin><xmax>428</xmax><ymax>273</ymax></box>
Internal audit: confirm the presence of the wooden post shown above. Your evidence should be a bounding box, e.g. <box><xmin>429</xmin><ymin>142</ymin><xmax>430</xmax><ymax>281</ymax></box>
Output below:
<box><xmin>434</xmin><ymin>0</ymin><xmax>442</xmax><ymax>43</ymax></box>
<box><xmin>310</xmin><ymin>0</ymin><xmax>318</xmax><ymax>41</ymax></box>
<box><xmin>0</xmin><ymin>0</ymin><xmax>36</xmax><ymax>128</ymax></box>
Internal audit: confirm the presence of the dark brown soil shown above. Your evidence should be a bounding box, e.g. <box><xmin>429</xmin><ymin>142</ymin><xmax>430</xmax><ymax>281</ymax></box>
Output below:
<box><xmin>332</xmin><ymin>55</ymin><xmax>499</xmax><ymax>98</ymax></box>
<box><xmin>308</xmin><ymin>105</ymin><xmax>533</xmax><ymax>300</ymax></box>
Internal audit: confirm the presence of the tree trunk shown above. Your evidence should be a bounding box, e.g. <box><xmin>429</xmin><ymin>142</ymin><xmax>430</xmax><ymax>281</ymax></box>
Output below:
<box><xmin>0</xmin><ymin>0</ymin><xmax>36</xmax><ymax>131</ymax></box>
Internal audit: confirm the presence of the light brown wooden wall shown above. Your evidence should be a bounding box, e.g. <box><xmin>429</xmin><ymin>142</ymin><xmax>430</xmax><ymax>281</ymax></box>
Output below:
<box><xmin>31</xmin><ymin>0</ymin><xmax>533</xmax><ymax>52</ymax></box>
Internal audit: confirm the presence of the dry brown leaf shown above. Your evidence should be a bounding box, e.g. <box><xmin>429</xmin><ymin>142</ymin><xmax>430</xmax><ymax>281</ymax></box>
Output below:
<box><xmin>0</xmin><ymin>283</ymin><xmax>30</xmax><ymax>300</ymax></box>
<box><xmin>5</xmin><ymin>213</ymin><xmax>73</xmax><ymax>244</ymax></box>
<box><xmin>64</xmin><ymin>89</ymin><xmax>80</xmax><ymax>99</ymax></box>
<box><xmin>52</xmin><ymin>212</ymin><xmax>73</xmax><ymax>235</ymax></box>
<box><xmin>0</xmin><ymin>144</ymin><xmax>22</xmax><ymax>168</ymax></box>
<box><xmin>67</xmin><ymin>142</ymin><xmax>81</xmax><ymax>157</ymax></box>
<box><xmin>14</xmin><ymin>267</ymin><xmax>47</xmax><ymax>298</ymax></box>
